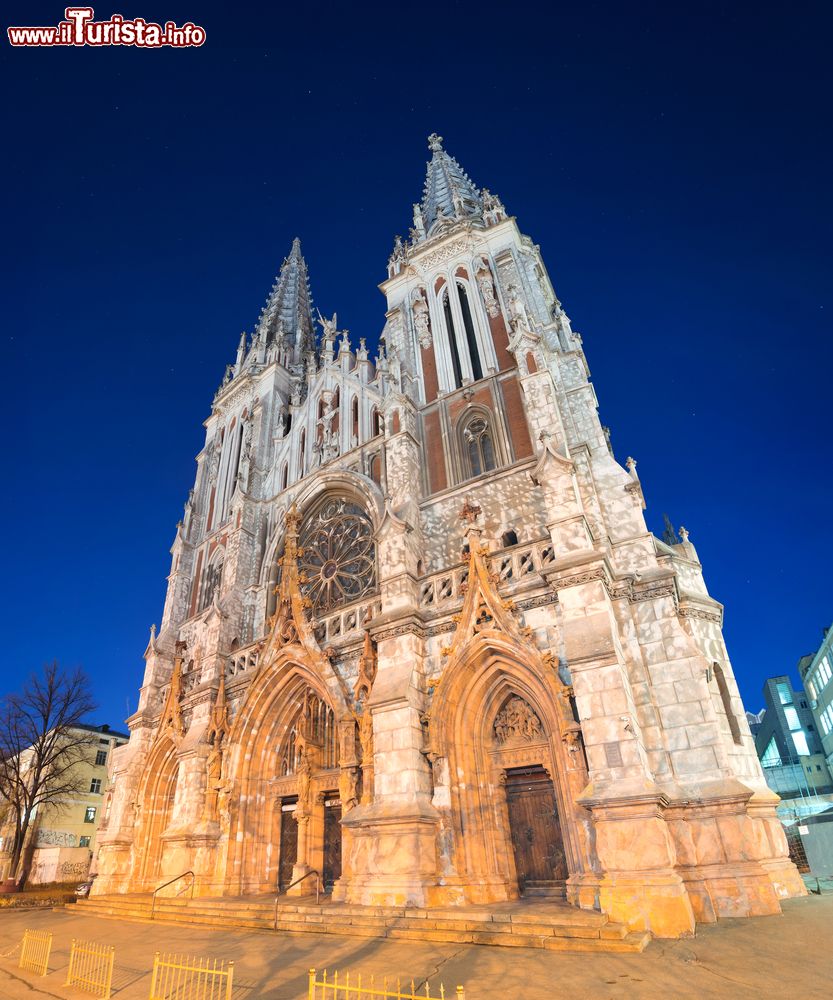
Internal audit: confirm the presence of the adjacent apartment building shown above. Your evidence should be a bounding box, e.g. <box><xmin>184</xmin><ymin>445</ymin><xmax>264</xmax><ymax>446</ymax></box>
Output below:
<box><xmin>0</xmin><ymin>723</ymin><xmax>128</xmax><ymax>884</ymax></box>
<box><xmin>753</xmin><ymin>676</ymin><xmax>833</xmax><ymax>821</ymax></box>
<box><xmin>798</xmin><ymin>625</ymin><xmax>833</xmax><ymax>772</ymax></box>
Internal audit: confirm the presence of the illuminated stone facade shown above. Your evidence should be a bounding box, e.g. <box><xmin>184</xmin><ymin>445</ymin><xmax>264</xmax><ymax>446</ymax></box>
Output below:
<box><xmin>93</xmin><ymin>136</ymin><xmax>805</xmax><ymax>936</ymax></box>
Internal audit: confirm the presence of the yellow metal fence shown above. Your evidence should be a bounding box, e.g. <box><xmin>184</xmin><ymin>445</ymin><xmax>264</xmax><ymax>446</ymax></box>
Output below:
<box><xmin>19</xmin><ymin>929</ymin><xmax>52</xmax><ymax>977</ymax></box>
<box><xmin>308</xmin><ymin>969</ymin><xmax>465</xmax><ymax>1000</ymax></box>
<box><xmin>65</xmin><ymin>938</ymin><xmax>115</xmax><ymax>998</ymax></box>
<box><xmin>149</xmin><ymin>951</ymin><xmax>234</xmax><ymax>1000</ymax></box>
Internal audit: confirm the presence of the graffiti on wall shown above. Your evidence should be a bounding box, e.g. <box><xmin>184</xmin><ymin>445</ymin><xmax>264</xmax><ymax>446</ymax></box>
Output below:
<box><xmin>35</xmin><ymin>829</ymin><xmax>78</xmax><ymax>847</ymax></box>
<box><xmin>59</xmin><ymin>861</ymin><xmax>89</xmax><ymax>878</ymax></box>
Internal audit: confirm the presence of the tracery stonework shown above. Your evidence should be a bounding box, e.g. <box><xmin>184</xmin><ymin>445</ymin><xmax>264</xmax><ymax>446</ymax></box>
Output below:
<box><xmin>94</xmin><ymin>135</ymin><xmax>804</xmax><ymax>939</ymax></box>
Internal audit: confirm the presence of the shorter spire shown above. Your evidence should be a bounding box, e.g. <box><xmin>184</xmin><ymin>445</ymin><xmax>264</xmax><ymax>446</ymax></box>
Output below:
<box><xmin>253</xmin><ymin>238</ymin><xmax>316</xmax><ymax>363</ymax></box>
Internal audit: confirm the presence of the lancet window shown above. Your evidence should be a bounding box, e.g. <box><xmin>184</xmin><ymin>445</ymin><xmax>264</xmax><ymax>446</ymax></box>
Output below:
<box><xmin>460</xmin><ymin>411</ymin><xmax>497</xmax><ymax>479</ymax></box>
<box><xmin>279</xmin><ymin>690</ymin><xmax>339</xmax><ymax>775</ymax></box>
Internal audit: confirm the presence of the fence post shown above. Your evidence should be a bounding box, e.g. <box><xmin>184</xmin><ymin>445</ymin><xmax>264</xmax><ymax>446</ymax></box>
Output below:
<box><xmin>308</xmin><ymin>968</ymin><xmax>317</xmax><ymax>1000</ymax></box>
<box><xmin>64</xmin><ymin>938</ymin><xmax>76</xmax><ymax>986</ymax></box>
<box><xmin>456</xmin><ymin>987</ymin><xmax>465</xmax><ymax>1000</ymax></box>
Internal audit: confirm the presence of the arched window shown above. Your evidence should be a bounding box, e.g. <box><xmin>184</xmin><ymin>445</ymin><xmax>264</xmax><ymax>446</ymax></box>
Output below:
<box><xmin>457</xmin><ymin>282</ymin><xmax>483</xmax><ymax>381</ymax></box>
<box><xmin>502</xmin><ymin>529</ymin><xmax>519</xmax><ymax>547</ymax></box>
<box><xmin>297</xmin><ymin>497</ymin><xmax>377</xmax><ymax>614</ymax></box>
<box><xmin>714</xmin><ymin>663</ymin><xmax>742</xmax><ymax>745</ymax></box>
<box><xmin>442</xmin><ymin>288</ymin><xmax>464</xmax><ymax>389</ymax></box>
<box><xmin>299</xmin><ymin>430</ymin><xmax>306</xmax><ymax>478</ymax></box>
<box><xmin>371</xmin><ymin>407</ymin><xmax>383</xmax><ymax>437</ymax></box>
<box><xmin>351</xmin><ymin>395</ymin><xmax>359</xmax><ymax>445</ymax></box>
<box><xmin>199</xmin><ymin>554</ymin><xmax>223</xmax><ymax>612</ymax></box>
<box><xmin>280</xmin><ymin>462</ymin><xmax>288</xmax><ymax>492</ymax></box>
<box><xmin>460</xmin><ymin>412</ymin><xmax>496</xmax><ymax>479</ymax></box>
<box><xmin>332</xmin><ymin>387</ymin><xmax>340</xmax><ymax>437</ymax></box>
<box><xmin>278</xmin><ymin>690</ymin><xmax>339</xmax><ymax>775</ymax></box>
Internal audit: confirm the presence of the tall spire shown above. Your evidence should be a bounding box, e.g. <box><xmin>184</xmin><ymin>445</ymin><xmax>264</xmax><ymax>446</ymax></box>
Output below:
<box><xmin>254</xmin><ymin>238</ymin><xmax>316</xmax><ymax>363</ymax></box>
<box><xmin>417</xmin><ymin>133</ymin><xmax>483</xmax><ymax>236</ymax></box>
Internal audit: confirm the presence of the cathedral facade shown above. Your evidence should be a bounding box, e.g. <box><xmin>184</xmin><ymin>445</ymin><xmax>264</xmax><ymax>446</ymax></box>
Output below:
<box><xmin>94</xmin><ymin>135</ymin><xmax>804</xmax><ymax>937</ymax></box>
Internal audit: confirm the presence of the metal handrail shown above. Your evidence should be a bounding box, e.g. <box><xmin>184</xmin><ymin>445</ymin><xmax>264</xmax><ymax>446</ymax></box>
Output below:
<box><xmin>274</xmin><ymin>870</ymin><xmax>320</xmax><ymax>929</ymax></box>
<box><xmin>151</xmin><ymin>870</ymin><xmax>195</xmax><ymax>919</ymax></box>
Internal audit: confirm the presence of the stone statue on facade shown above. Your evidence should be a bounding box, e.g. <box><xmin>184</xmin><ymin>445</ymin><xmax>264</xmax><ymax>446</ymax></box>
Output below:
<box><xmin>475</xmin><ymin>261</ymin><xmax>500</xmax><ymax>318</ymax></box>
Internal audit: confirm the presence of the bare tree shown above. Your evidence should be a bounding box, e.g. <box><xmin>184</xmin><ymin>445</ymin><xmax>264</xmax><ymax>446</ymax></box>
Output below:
<box><xmin>0</xmin><ymin>662</ymin><xmax>96</xmax><ymax>888</ymax></box>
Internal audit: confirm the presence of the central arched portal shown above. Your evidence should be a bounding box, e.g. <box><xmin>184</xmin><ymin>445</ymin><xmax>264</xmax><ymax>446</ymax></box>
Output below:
<box><xmin>491</xmin><ymin>696</ymin><xmax>568</xmax><ymax>895</ymax></box>
<box><xmin>428</xmin><ymin>647</ymin><xmax>589</xmax><ymax>905</ymax></box>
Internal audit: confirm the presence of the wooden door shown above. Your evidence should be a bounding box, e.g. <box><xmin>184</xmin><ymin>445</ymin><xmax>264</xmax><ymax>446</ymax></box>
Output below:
<box><xmin>323</xmin><ymin>798</ymin><xmax>342</xmax><ymax>891</ymax></box>
<box><xmin>278</xmin><ymin>799</ymin><xmax>298</xmax><ymax>891</ymax></box>
<box><xmin>504</xmin><ymin>766</ymin><xmax>567</xmax><ymax>890</ymax></box>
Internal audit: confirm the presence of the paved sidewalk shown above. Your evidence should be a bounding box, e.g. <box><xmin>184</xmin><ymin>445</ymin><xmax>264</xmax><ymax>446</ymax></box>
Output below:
<box><xmin>0</xmin><ymin>895</ymin><xmax>831</xmax><ymax>999</ymax></box>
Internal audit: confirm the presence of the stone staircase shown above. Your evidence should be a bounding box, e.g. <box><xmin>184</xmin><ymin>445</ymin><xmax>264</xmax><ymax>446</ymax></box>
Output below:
<box><xmin>74</xmin><ymin>893</ymin><xmax>650</xmax><ymax>952</ymax></box>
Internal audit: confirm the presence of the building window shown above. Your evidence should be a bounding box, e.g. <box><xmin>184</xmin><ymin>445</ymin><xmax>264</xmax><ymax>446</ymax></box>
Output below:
<box><xmin>199</xmin><ymin>557</ymin><xmax>223</xmax><ymax>612</ymax></box>
<box><xmin>761</xmin><ymin>738</ymin><xmax>781</xmax><ymax>767</ymax></box>
<box><xmin>776</xmin><ymin>682</ymin><xmax>792</xmax><ymax>705</ymax></box>
<box><xmin>792</xmin><ymin>731</ymin><xmax>810</xmax><ymax>757</ymax></box>
<box><xmin>79</xmin><ymin>836</ymin><xmax>91</xmax><ymax>848</ymax></box>
<box><xmin>815</xmin><ymin>656</ymin><xmax>832</xmax><ymax>690</ymax></box>
<box><xmin>460</xmin><ymin>413</ymin><xmax>496</xmax><ymax>479</ymax></box>
<box><xmin>783</xmin><ymin>706</ymin><xmax>801</xmax><ymax>731</ymax></box>
<box><xmin>84</xmin><ymin>807</ymin><xmax>97</xmax><ymax>823</ymax></box>
<box><xmin>714</xmin><ymin>663</ymin><xmax>742</xmax><ymax>745</ymax></box>
<box><xmin>456</xmin><ymin>282</ymin><xmax>483</xmax><ymax>381</ymax></box>
<box><xmin>297</xmin><ymin>497</ymin><xmax>377</xmax><ymax>615</ymax></box>
<box><xmin>95</xmin><ymin>750</ymin><xmax>107</xmax><ymax>766</ymax></box>
<box><xmin>502</xmin><ymin>530</ymin><xmax>519</xmax><ymax>548</ymax></box>
<box><xmin>90</xmin><ymin>778</ymin><xmax>102</xmax><ymax>794</ymax></box>
<box><xmin>442</xmin><ymin>288</ymin><xmax>464</xmax><ymax>389</ymax></box>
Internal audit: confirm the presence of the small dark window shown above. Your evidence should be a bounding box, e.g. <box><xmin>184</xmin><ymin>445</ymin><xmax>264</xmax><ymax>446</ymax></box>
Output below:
<box><xmin>90</xmin><ymin>778</ymin><xmax>102</xmax><ymax>794</ymax></box>
<box><xmin>95</xmin><ymin>750</ymin><xmax>107</xmax><ymax>766</ymax></box>
<box><xmin>84</xmin><ymin>807</ymin><xmax>97</xmax><ymax>823</ymax></box>
<box><xmin>79</xmin><ymin>836</ymin><xmax>91</xmax><ymax>848</ymax></box>
<box><xmin>502</xmin><ymin>530</ymin><xmax>519</xmax><ymax>548</ymax></box>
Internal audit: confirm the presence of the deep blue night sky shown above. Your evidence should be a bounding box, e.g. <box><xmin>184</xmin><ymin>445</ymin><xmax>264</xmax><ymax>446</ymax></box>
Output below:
<box><xmin>2</xmin><ymin>2</ymin><xmax>831</xmax><ymax>727</ymax></box>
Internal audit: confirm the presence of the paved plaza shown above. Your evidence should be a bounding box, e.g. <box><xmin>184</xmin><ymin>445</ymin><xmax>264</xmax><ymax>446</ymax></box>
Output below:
<box><xmin>1</xmin><ymin>894</ymin><xmax>831</xmax><ymax>999</ymax></box>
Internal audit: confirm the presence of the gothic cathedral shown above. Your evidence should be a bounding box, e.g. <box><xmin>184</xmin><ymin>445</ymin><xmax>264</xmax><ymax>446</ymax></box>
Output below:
<box><xmin>94</xmin><ymin>135</ymin><xmax>804</xmax><ymax>937</ymax></box>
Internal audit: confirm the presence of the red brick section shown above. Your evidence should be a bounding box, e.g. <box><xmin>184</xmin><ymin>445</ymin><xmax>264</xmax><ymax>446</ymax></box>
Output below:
<box><xmin>500</xmin><ymin>375</ymin><xmax>534</xmax><ymax>459</ymax></box>
<box><xmin>392</xmin><ymin>409</ymin><xmax>401</xmax><ymax>434</ymax></box>
<box><xmin>448</xmin><ymin>385</ymin><xmax>492</xmax><ymax>423</ymax></box>
<box><xmin>421</xmin><ymin>342</ymin><xmax>439</xmax><ymax>402</ymax></box>
<box><xmin>423</xmin><ymin>409</ymin><xmax>447</xmax><ymax>493</ymax></box>
<box><xmin>490</xmin><ymin>312</ymin><xmax>514</xmax><ymax>371</ymax></box>
<box><xmin>455</xmin><ymin>266</ymin><xmax>468</xmax><ymax>279</ymax></box>
<box><xmin>189</xmin><ymin>551</ymin><xmax>204</xmax><ymax>617</ymax></box>
<box><xmin>526</xmin><ymin>351</ymin><xmax>538</xmax><ymax>374</ymax></box>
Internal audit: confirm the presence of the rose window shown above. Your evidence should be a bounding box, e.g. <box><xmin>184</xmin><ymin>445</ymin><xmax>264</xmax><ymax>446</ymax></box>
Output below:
<box><xmin>298</xmin><ymin>499</ymin><xmax>376</xmax><ymax>614</ymax></box>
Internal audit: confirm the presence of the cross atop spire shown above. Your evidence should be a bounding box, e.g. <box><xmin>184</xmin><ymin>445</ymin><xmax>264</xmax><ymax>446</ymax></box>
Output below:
<box><xmin>416</xmin><ymin>133</ymin><xmax>483</xmax><ymax>239</ymax></box>
<box><xmin>254</xmin><ymin>238</ymin><xmax>316</xmax><ymax>363</ymax></box>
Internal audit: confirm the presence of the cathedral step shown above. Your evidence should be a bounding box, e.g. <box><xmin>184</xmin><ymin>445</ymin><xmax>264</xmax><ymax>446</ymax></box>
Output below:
<box><xmin>522</xmin><ymin>881</ymin><xmax>567</xmax><ymax>899</ymax></box>
<box><xmin>75</xmin><ymin>896</ymin><xmax>648</xmax><ymax>952</ymax></box>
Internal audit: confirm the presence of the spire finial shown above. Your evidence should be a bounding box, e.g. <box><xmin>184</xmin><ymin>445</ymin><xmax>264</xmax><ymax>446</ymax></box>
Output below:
<box><xmin>427</xmin><ymin>132</ymin><xmax>444</xmax><ymax>152</ymax></box>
